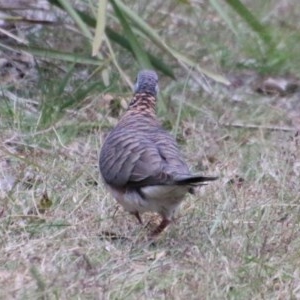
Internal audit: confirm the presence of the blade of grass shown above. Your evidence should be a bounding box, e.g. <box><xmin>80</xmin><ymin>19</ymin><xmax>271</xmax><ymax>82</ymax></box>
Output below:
<box><xmin>54</xmin><ymin>64</ymin><xmax>75</xmax><ymax>96</ymax></box>
<box><xmin>17</xmin><ymin>46</ymin><xmax>108</xmax><ymax>66</ymax></box>
<box><xmin>173</xmin><ymin>50</ymin><xmax>230</xmax><ymax>85</ymax></box>
<box><xmin>49</xmin><ymin>0</ymin><xmax>227</xmax><ymax>84</ymax></box>
<box><xmin>225</xmin><ymin>0</ymin><xmax>275</xmax><ymax>50</ymax></box>
<box><xmin>0</xmin><ymin>43</ymin><xmax>106</xmax><ymax>66</ymax></box>
<box><xmin>111</xmin><ymin>0</ymin><xmax>151</xmax><ymax>68</ymax></box>
<box><xmin>209</xmin><ymin>0</ymin><xmax>238</xmax><ymax>36</ymax></box>
<box><xmin>104</xmin><ymin>35</ymin><xmax>132</xmax><ymax>88</ymax></box>
<box><xmin>112</xmin><ymin>0</ymin><xmax>229</xmax><ymax>85</ymax></box>
<box><xmin>0</xmin><ymin>27</ymin><xmax>29</xmax><ymax>44</ymax></box>
<box><xmin>173</xmin><ymin>68</ymin><xmax>192</xmax><ymax>138</ymax></box>
<box><xmin>57</xmin><ymin>0</ymin><xmax>92</xmax><ymax>40</ymax></box>
<box><xmin>105</xmin><ymin>27</ymin><xmax>175</xmax><ymax>78</ymax></box>
<box><xmin>112</xmin><ymin>0</ymin><xmax>171</xmax><ymax>53</ymax></box>
<box><xmin>92</xmin><ymin>0</ymin><xmax>108</xmax><ymax>56</ymax></box>
<box><xmin>48</xmin><ymin>0</ymin><xmax>175</xmax><ymax>78</ymax></box>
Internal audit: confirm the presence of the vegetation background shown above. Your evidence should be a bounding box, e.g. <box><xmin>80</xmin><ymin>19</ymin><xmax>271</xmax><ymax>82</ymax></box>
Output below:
<box><xmin>0</xmin><ymin>0</ymin><xmax>300</xmax><ymax>298</ymax></box>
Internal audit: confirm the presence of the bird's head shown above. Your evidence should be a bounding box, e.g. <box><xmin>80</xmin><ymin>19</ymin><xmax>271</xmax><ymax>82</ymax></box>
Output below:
<box><xmin>133</xmin><ymin>70</ymin><xmax>159</xmax><ymax>97</ymax></box>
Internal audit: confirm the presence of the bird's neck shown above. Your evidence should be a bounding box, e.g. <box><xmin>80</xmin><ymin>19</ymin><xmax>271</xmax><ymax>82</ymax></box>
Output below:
<box><xmin>127</xmin><ymin>93</ymin><xmax>156</xmax><ymax>118</ymax></box>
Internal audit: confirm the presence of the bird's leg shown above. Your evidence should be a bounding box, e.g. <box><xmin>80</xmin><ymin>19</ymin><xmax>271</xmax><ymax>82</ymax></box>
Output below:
<box><xmin>150</xmin><ymin>219</ymin><xmax>171</xmax><ymax>236</ymax></box>
<box><xmin>131</xmin><ymin>211</ymin><xmax>143</xmax><ymax>224</ymax></box>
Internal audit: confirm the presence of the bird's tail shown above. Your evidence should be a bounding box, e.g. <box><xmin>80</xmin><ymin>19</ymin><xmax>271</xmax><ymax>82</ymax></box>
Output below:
<box><xmin>175</xmin><ymin>175</ymin><xmax>218</xmax><ymax>186</ymax></box>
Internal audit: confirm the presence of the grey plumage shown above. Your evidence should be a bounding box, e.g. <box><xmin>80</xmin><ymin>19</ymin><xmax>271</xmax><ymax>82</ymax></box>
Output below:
<box><xmin>99</xmin><ymin>70</ymin><xmax>217</xmax><ymax>236</ymax></box>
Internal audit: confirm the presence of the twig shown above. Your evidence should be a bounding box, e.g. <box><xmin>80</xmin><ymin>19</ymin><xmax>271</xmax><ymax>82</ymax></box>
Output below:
<box><xmin>220</xmin><ymin>122</ymin><xmax>298</xmax><ymax>132</ymax></box>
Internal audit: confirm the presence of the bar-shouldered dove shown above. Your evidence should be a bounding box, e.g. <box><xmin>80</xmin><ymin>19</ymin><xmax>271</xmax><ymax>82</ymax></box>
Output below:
<box><xmin>99</xmin><ymin>70</ymin><xmax>217</xmax><ymax>236</ymax></box>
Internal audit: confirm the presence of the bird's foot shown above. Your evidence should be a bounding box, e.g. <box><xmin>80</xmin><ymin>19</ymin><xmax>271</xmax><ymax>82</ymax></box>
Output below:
<box><xmin>131</xmin><ymin>211</ymin><xmax>143</xmax><ymax>225</ymax></box>
<box><xmin>150</xmin><ymin>219</ymin><xmax>171</xmax><ymax>237</ymax></box>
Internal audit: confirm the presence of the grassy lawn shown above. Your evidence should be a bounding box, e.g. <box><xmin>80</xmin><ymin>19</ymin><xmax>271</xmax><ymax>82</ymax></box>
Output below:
<box><xmin>1</xmin><ymin>0</ymin><xmax>300</xmax><ymax>299</ymax></box>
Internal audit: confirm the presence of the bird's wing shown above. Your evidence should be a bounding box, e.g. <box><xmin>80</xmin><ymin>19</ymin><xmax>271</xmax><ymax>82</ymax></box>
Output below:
<box><xmin>99</xmin><ymin>128</ymin><xmax>188</xmax><ymax>188</ymax></box>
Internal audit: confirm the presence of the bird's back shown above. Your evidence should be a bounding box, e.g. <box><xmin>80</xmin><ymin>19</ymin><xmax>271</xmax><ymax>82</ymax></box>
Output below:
<box><xmin>99</xmin><ymin>103</ymin><xmax>190</xmax><ymax>188</ymax></box>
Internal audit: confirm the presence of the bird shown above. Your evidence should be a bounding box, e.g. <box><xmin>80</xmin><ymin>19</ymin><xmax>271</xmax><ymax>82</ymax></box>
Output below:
<box><xmin>99</xmin><ymin>70</ymin><xmax>217</xmax><ymax>237</ymax></box>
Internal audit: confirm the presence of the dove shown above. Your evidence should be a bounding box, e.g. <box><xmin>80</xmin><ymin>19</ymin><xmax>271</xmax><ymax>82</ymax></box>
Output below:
<box><xmin>99</xmin><ymin>70</ymin><xmax>217</xmax><ymax>236</ymax></box>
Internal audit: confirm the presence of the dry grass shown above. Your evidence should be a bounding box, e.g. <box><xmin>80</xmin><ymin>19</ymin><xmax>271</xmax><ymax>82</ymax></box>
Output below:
<box><xmin>1</xmin><ymin>89</ymin><xmax>300</xmax><ymax>299</ymax></box>
<box><xmin>1</xmin><ymin>0</ymin><xmax>300</xmax><ymax>299</ymax></box>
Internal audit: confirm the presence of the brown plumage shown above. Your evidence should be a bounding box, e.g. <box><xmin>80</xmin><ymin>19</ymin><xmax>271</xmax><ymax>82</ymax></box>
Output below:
<box><xmin>99</xmin><ymin>70</ymin><xmax>217</xmax><ymax>236</ymax></box>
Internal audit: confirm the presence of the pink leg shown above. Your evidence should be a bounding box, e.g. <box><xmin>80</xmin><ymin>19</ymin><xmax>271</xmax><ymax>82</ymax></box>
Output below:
<box><xmin>151</xmin><ymin>219</ymin><xmax>171</xmax><ymax>236</ymax></box>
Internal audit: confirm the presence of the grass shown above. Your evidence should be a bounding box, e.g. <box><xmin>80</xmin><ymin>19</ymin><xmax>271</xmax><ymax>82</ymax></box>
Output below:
<box><xmin>1</xmin><ymin>0</ymin><xmax>300</xmax><ymax>299</ymax></box>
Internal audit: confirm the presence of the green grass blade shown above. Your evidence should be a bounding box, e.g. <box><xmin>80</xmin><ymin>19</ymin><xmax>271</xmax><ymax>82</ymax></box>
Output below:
<box><xmin>49</xmin><ymin>0</ymin><xmax>227</xmax><ymax>83</ymax></box>
<box><xmin>112</xmin><ymin>0</ymin><xmax>229</xmax><ymax>84</ymax></box>
<box><xmin>92</xmin><ymin>0</ymin><xmax>108</xmax><ymax>56</ymax></box>
<box><xmin>105</xmin><ymin>28</ymin><xmax>175</xmax><ymax>79</ymax></box>
<box><xmin>112</xmin><ymin>0</ymin><xmax>171</xmax><ymax>53</ymax></box>
<box><xmin>55</xmin><ymin>64</ymin><xmax>75</xmax><ymax>96</ymax></box>
<box><xmin>225</xmin><ymin>0</ymin><xmax>275</xmax><ymax>49</ymax></box>
<box><xmin>0</xmin><ymin>43</ymin><xmax>105</xmax><ymax>66</ymax></box>
<box><xmin>104</xmin><ymin>35</ymin><xmax>133</xmax><ymax>88</ymax></box>
<box><xmin>110</xmin><ymin>0</ymin><xmax>151</xmax><ymax>68</ymax></box>
<box><xmin>57</xmin><ymin>0</ymin><xmax>92</xmax><ymax>39</ymax></box>
<box><xmin>48</xmin><ymin>0</ymin><xmax>174</xmax><ymax>78</ymax></box>
<box><xmin>173</xmin><ymin>50</ymin><xmax>231</xmax><ymax>85</ymax></box>
<box><xmin>209</xmin><ymin>0</ymin><xmax>238</xmax><ymax>36</ymax></box>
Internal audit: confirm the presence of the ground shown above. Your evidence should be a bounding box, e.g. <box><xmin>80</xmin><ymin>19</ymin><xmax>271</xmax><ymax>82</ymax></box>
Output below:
<box><xmin>1</xmin><ymin>0</ymin><xmax>300</xmax><ymax>299</ymax></box>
